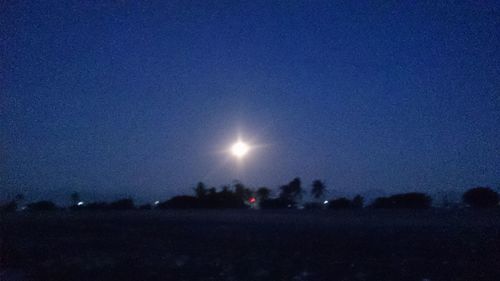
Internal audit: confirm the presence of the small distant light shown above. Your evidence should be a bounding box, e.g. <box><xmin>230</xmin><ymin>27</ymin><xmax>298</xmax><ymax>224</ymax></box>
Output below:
<box><xmin>323</xmin><ymin>200</ymin><xmax>329</xmax><ymax>205</ymax></box>
<box><xmin>154</xmin><ymin>201</ymin><xmax>160</xmax><ymax>205</ymax></box>
<box><xmin>77</xmin><ymin>201</ymin><xmax>84</xmax><ymax>206</ymax></box>
<box><xmin>249</xmin><ymin>197</ymin><xmax>256</xmax><ymax>204</ymax></box>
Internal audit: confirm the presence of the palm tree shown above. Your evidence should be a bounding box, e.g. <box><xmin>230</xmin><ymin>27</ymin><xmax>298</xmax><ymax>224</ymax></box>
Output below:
<box><xmin>279</xmin><ymin>177</ymin><xmax>303</xmax><ymax>204</ymax></box>
<box><xmin>311</xmin><ymin>180</ymin><xmax>326</xmax><ymax>200</ymax></box>
<box><xmin>194</xmin><ymin>182</ymin><xmax>207</xmax><ymax>198</ymax></box>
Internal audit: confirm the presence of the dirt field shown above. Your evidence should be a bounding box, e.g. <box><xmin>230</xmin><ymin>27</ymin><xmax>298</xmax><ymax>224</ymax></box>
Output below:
<box><xmin>1</xmin><ymin>210</ymin><xmax>500</xmax><ymax>281</ymax></box>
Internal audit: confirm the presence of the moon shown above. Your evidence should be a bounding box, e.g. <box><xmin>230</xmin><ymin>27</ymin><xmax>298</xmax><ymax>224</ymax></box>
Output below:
<box><xmin>231</xmin><ymin>141</ymin><xmax>250</xmax><ymax>158</ymax></box>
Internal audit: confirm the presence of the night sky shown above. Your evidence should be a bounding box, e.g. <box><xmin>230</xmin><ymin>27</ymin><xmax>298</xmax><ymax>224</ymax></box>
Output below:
<box><xmin>2</xmin><ymin>1</ymin><xmax>499</xmax><ymax>204</ymax></box>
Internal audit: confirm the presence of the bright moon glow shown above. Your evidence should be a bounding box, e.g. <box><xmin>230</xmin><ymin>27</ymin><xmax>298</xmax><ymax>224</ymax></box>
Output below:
<box><xmin>231</xmin><ymin>141</ymin><xmax>250</xmax><ymax>158</ymax></box>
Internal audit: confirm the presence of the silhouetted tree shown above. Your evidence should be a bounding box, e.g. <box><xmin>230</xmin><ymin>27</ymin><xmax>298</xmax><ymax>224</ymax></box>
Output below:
<box><xmin>70</xmin><ymin>192</ymin><xmax>80</xmax><ymax>206</ymax></box>
<box><xmin>463</xmin><ymin>187</ymin><xmax>499</xmax><ymax>208</ymax></box>
<box><xmin>256</xmin><ymin>187</ymin><xmax>271</xmax><ymax>201</ymax></box>
<box><xmin>27</xmin><ymin>201</ymin><xmax>57</xmax><ymax>211</ymax></box>
<box><xmin>234</xmin><ymin>181</ymin><xmax>252</xmax><ymax>202</ymax></box>
<box><xmin>311</xmin><ymin>180</ymin><xmax>326</xmax><ymax>200</ymax></box>
<box><xmin>216</xmin><ymin>186</ymin><xmax>246</xmax><ymax>208</ymax></box>
<box><xmin>371</xmin><ymin>193</ymin><xmax>432</xmax><ymax>209</ymax></box>
<box><xmin>352</xmin><ymin>195</ymin><xmax>364</xmax><ymax>209</ymax></box>
<box><xmin>207</xmin><ymin>187</ymin><xmax>217</xmax><ymax>196</ymax></box>
<box><xmin>218</xmin><ymin>185</ymin><xmax>233</xmax><ymax>199</ymax></box>
<box><xmin>194</xmin><ymin>182</ymin><xmax>207</xmax><ymax>198</ymax></box>
<box><xmin>203</xmin><ymin>187</ymin><xmax>220</xmax><ymax>208</ymax></box>
<box><xmin>279</xmin><ymin>177</ymin><xmax>303</xmax><ymax>206</ymax></box>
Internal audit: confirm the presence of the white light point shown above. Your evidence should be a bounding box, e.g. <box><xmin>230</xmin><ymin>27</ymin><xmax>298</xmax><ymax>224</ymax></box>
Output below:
<box><xmin>231</xmin><ymin>141</ymin><xmax>250</xmax><ymax>158</ymax></box>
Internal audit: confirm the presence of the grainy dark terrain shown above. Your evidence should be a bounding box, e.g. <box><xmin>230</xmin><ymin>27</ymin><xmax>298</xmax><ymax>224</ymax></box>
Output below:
<box><xmin>1</xmin><ymin>210</ymin><xmax>500</xmax><ymax>281</ymax></box>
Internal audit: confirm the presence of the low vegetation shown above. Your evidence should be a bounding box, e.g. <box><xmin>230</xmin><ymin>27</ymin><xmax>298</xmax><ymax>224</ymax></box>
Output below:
<box><xmin>1</xmin><ymin>178</ymin><xmax>498</xmax><ymax>212</ymax></box>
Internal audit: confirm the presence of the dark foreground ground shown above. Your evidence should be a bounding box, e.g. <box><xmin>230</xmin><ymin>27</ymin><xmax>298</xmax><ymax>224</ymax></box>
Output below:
<box><xmin>1</xmin><ymin>210</ymin><xmax>500</xmax><ymax>281</ymax></box>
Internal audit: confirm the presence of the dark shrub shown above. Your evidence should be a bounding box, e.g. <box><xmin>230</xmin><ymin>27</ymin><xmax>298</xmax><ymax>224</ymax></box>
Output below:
<box><xmin>158</xmin><ymin>196</ymin><xmax>200</xmax><ymax>209</ymax></box>
<box><xmin>138</xmin><ymin>204</ymin><xmax>152</xmax><ymax>210</ymax></box>
<box><xmin>83</xmin><ymin>202</ymin><xmax>109</xmax><ymax>210</ymax></box>
<box><xmin>328</xmin><ymin>198</ymin><xmax>352</xmax><ymax>209</ymax></box>
<box><xmin>69</xmin><ymin>204</ymin><xmax>84</xmax><ymax>211</ymax></box>
<box><xmin>372</xmin><ymin>192</ymin><xmax>432</xmax><ymax>209</ymax></box>
<box><xmin>205</xmin><ymin>189</ymin><xmax>246</xmax><ymax>209</ymax></box>
<box><xmin>160</xmin><ymin>190</ymin><xmax>248</xmax><ymax>209</ymax></box>
<box><xmin>27</xmin><ymin>201</ymin><xmax>57</xmax><ymax>211</ymax></box>
<box><xmin>352</xmin><ymin>195</ymin><xmax>364</xmax><ymax>209</ymax></box>
<box><xmin>256</xmin><ymin>187</ymin><xmax>271</xmax><ymax>201</ymax></box>
<box><xmin>260</xmin><ymin>198</ymin><xmax>294</xmax><ymax>209</ymax></box>
<box><xmin>463</xmin><ymin>187</ymin><xmax>499</xmax><ymax>208</ymax></box>
<box><xmin>0</xmin><ymin>201</ymin><xmax>17</xmax><ymax>212</ymax></box>
<box><xmin>303</xmin><ymin>202</ymin><xmax>323</xmax><ymax>210</ymax></box>
<box><xmin>371</xmin><ymin>197</ymin><xmax>393</xmax><ymax>208</ymax></box>
<box><xmin>108</xmin><ymin>198</ymin><xmax>135</xmax><ymax>210</ymax></box>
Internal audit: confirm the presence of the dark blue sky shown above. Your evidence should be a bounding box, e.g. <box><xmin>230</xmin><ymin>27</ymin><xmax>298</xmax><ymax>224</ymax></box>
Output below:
<box><xmin>2</xmin><ymin>1</ymin><xmax>499</xmax><ymax>204</ymax></box>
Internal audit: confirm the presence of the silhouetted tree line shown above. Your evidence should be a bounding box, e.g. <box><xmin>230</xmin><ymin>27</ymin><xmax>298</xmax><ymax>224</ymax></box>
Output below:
<box><xmin>260</xmin><ymin>177</ymin><xmax>303</xmax><ymax>209</ymax></box>
<box><xmin>159</xmin><ymin>182</ymin><xmax>251</xmax><ymax>209</ymax></box>
<box><xmin>327</xmin><ymin>195</ymin><xmax>365</xmax><ymax>209</ymax></box>
<box><xmin>370</xmin><ymin>193</ymin><xmax>432</xmax><ymax>209</ymax></box>
<box><xmin>26</xmin><ymin>200</ymin><xmax>58</xmax><ymax>211</ymax></box>
<box><xmin>463</xmin><ymin>187</ymin><xmax>499</xmax><ymax>208</ymax></box>
<box><xmin>71</xmin><ymin>198</ymin><xmax>135</xmax><ymax>211</ymax></box>
<box><xmin>1</xmin><ymin>184</ymin><xmax>499</xmax><ymax>213</ymax></box>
